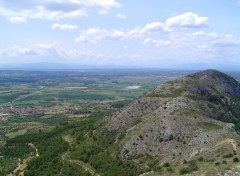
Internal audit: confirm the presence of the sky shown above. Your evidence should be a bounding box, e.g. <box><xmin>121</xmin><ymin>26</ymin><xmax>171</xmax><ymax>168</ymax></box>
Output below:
<box><xmin>0</xmin><ymin>0</ymin><xmax>240</xmax><ymax>70</ymax></box>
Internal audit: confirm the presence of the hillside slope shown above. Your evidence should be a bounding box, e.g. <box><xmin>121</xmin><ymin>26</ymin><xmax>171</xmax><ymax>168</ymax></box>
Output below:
<box><xmin>17</xmin><ymin>69</ymin><xmax>240</xmax><ymax>176</ymax></box>
<box><xmin>107</xmin><ymin>69</ymin><xmax>240</xmax><ymax>170</ymax></box>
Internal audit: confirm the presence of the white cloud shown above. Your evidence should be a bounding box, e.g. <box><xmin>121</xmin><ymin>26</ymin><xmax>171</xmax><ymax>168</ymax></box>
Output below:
<box><xmin>143</xmin><ymin>38</ymin><xmax>171</xmax><ymax>46</ymax></box>
<box><xmin>3</xmin><ymin>8</ymin><xmax>239</xmax><ymax>68</ymax></box>
<box><xmin>2</xmin><ymin>30</ymin><xmax>240</xmax><ymax>67</ymax></box>
<box><xmin>75</xmin><ymin>28</ymin><xmax>126</xmax><ymax>43</ymax></box>
<box><xmin>37</xmin><ymin>42</ymin><xmax>105</xmax><ymax>58</ymax></box>
<box><xmin>20</xmin><ymin>48</ymin><xmax>37</xmax><ymax>56</ymax></box>
<box><xmin>116</xmin><ymin>13</ymin><xmax>126</xmax><ymax>19</ymax></box>
<box><xmin>1</xmin><ymin>43</ymin><xmax>68</xmax><ymax>63</ymax></box>
<box><xmin>143</xmin><ymin>30</ymin><xmax>240</xmax><ymax>61</ymax></box>
<box><xmin>165</xmin><ymin>12</ymin><xmax>208</xmax><ymax>28</ymax></box>
<box><xmin>37</xmin><ymin>43</ymin><xmax>65</xmax><ymax>58</ymax></box>
<box><xmin>143</xmin><ymin>38</ymin><xmax>156</xmax><ymax>44</ymax></box>
<box><xmin>8</xmin><ymin>16</ymin><xmax>27</xmax><ymax>24</ymax></box>
<box><xmin>51</xmin><ymin>23</ymin><xmax>78</xmax><ymax>30</ymax></box>
<box><xmin>0</xmin><ymin>0</ymin><xmax>121</xmax><ymax>23</ymax></box>
<box><xmin>0</xmin><ymin>42</ymin><xmax>110</xmax><ymax>65</ymax></box>
<box><xmin>75</xmin><ymin>22</ymin><xmax>170</xmax><ymax>43</ymax></box>
<box><xmin>141</xmin><ymin>22</ymin><xmax>171</xmax><ymax>34</ymax></box>
<box><xmin>75</xmin><ymin>12</ymin><xmax>208</xmax><ymax>44</ymax></box>
<box><xmin>142</xmin><ymin>32</ymin><xmax>240</xmax><ymax>67</ymax></box>
<box><xmin>1</xmin><ymin>45</ymin><xmax>37</xmax><ymax>58</ymax></box>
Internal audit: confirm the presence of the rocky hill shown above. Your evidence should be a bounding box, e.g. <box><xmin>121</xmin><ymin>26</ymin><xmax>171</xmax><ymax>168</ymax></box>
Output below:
<box><xmin>106</xmin><ymin>69</ymin><xmax>240</xmax><ymax>175</ymax></box>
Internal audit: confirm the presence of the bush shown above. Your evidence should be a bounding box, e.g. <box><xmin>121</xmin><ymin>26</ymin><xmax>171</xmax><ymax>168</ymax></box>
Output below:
<box><xmin>179</xmin><ymin>167</ymin><xmax>190</xmax><ymax>175</ymax></box>
<box><xmin>179</xmin><ymin>160</ymin><xmax>198</xmax><ymax>175</ymax></box>
<box><xmin>233</xmin><ymin>157</ymin><xmax>239</xmax><ymax>163</ymax></box>
<box><xmin>215</xmin><ymin>162</ymin><xmax>220</xmax><ymax>166</ymax></box>
<box><xmin>188</xmin><ymin>160</ymin><xmax>198</xmax><ymax>171</ymax></box>
<box><xmin>223</xmin><ymin>153</ymin><xmax>234</xmax><ymax>158</ymax></box>
<box><xmin>222</xmin><ymin>160</ymin><xmax>227</xmax><ymax>164</ymax></box>
<box><xmin>167</xmin><ymin>167</ymin><xmax>174</xmax><ymax>173</ymax></box>
<box><xmin>163</xmin><ymin>162</ymin><xmax>170</xmax><ymax>167</ymax></box>
<box><xmin>198</xmin><ymin>157</ymin><xmax>203</xmax><ymax>162</ymax></box>
<box><xmin>153</xmin><ymin>166</ymin><xmax>162</xmax><ymax>172</ymax></box>
<box><xmin>183</xmin><ymin>159</ymin><xmax>187</xmax><ymax>164</ymax></box>
<box><xmin>148</xmin><ymin>160</ymin><xmax>161</xmax><ymax>172</ymax></box>
<box><xmin>207</xmin><ymin>158</ymin><xmax>215</xmax><ymax>162</ymax></box>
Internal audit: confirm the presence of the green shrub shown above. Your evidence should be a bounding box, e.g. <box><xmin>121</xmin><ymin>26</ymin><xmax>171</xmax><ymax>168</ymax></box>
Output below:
<box><xmin>233</xmin><ymin>157</ymin><xmax>239</xmax><ymax>163</ymax></box>
<box><xmin>207</xmin><ymin>158</ymin><xmax>215</xmax><ymax>162</ymax></box>
<box><xmin>198</xmin><ymin>157</ymin><xmax>203</xmax><ymax>162</ymax></box>
<box><xmin>148</xmin><ymin>160</ymin><xmax>161</xmax><ymax>172</ymax></box>
<box><xmin>223</xmin><ymin>153</ymin><xmax>234</xmax><ymax>158</ymax></box>
<box><xmin>167</xmin><ymin>167</ymin><xmax>174</xmax><ymax>173</ymax></box>
<box><xmin>183</xmin><ymin>159</ymin><xmax>187</xmax><ymax>164</ymax></box>
<box><xmin>179</xmin><ymin>167</ymin><xmax>190</xmax><ymax>175</ymax></box>
<box><xmin>163</xmin><ymin>162</ymin><xmax>170</xmax><ymax>167</ymax></box>
<box><xmin>188</xmin><ymin>160</ymin><xmax>198</xmax><ymax>171</ymax></box>
<box><xmin>222</xmin><ymin>160</ymin><xmax>227</xmax><ymax>164</ymax></box>
<box><xmin>153</xmin><ymin>166</ymin><xmax>162</xmax><ymax>172</ymax></box>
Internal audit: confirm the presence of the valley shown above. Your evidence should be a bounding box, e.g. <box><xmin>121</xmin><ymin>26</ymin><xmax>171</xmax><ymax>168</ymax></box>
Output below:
<box><xmin>0</xmin><ymin>69</ymin><xmax>189</xmax><ymax>175</ymax></box>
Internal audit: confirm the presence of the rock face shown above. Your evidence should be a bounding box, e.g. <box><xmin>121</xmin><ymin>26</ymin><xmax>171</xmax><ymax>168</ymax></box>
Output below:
<box><xmin>106</xmin><ymin>69</ymin><xmax>240</xmax><ymax>163</ymax></box>
<box><xmin>188</xmin><ymin>69</ymin><xmax>240</xmax><ymax>97</ymax></box>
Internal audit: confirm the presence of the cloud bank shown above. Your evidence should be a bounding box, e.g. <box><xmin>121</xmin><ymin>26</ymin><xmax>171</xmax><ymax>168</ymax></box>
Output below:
<box><xmin>0</xmin><ymin>0</ymin><xmax>121</xmax><ymax>23</ymax></box>
<box><xmin>75</xmin><ymin>12</ymin><xmax>207</xmax><ymax>43</ymax></box>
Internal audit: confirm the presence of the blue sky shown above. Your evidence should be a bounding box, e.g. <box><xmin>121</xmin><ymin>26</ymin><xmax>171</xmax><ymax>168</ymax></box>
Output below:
<box><xmin>0</xmin><ymin>0</ymin><xmax>240</xmax><ymax>69</ymax></box>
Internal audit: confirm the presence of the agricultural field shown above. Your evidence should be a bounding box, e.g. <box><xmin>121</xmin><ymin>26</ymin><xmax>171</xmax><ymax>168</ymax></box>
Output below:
<box><xmin>0</xmin><ymin>69</ymin><xmax>190</xmax><ymax>175</ymax></box>
<box><xmin>0</xmin><ymin>69</ymin><xmax>192</xmax><ymax>119</ymax></box>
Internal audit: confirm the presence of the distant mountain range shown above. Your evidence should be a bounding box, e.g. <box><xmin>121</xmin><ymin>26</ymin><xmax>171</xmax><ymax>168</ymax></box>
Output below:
<box><xmin>0</xmin><ymin>62</ymin><xmax>143</xmax><ymax>71</ymax></box>
<box><xmin>1</xmin><ymin>62</ymin><xmax>240</xmax><ymax>71</ymax></box>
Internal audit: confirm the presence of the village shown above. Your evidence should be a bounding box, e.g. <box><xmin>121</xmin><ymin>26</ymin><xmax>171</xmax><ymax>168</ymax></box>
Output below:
<box><xmin>0</xmin><ymin>106</ymin><xmax>44</xmax><ymax>121</ymax></box>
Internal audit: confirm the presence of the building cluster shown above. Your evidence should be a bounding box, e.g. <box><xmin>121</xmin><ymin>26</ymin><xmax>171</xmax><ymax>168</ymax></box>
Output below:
<box><xmin>0</xmin><ymin>106</ymin><xmax>44</xmax><ymax>121</ymax></box>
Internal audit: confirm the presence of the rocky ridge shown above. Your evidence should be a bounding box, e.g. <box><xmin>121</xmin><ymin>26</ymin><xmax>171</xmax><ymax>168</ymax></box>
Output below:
<box><xmin>106</xmin><ymin>69</ymin><xmax>240</xmax><ymax>166</ymax></box>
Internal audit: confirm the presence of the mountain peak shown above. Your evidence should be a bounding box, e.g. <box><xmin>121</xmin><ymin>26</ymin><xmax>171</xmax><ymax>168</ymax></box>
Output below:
<box><xmin>189</xmin><ymin>69</ymin><xmax>233</xmax><ymax>82</ymax></box>
<box><xmin>188</xmin><ymin>69</ymin><xmax>240</xmax><ymax>97</ymax></box>
<box><xmin>106</xmin><ymin>70</ymin><xmax>240</xmax><ymax>166</ymax></box>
